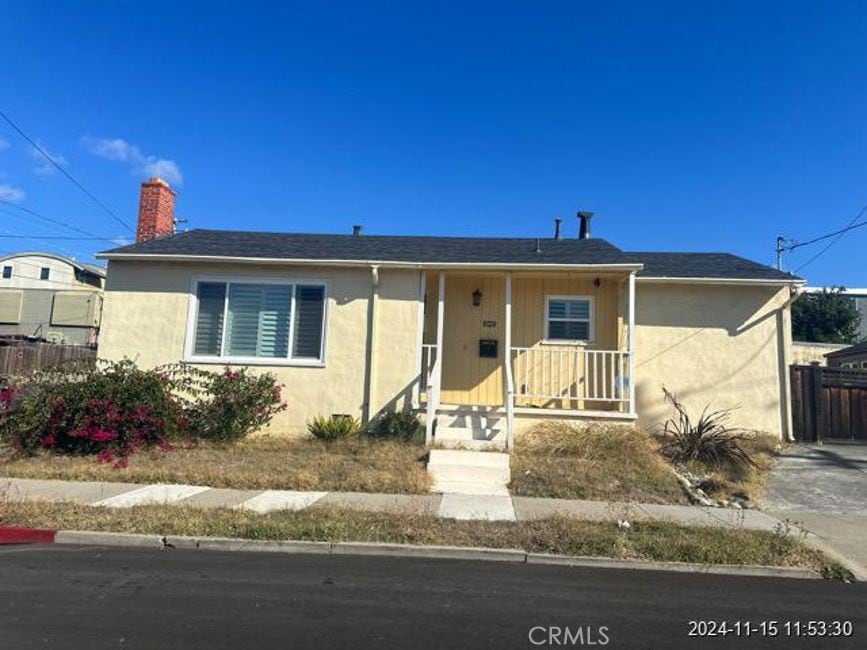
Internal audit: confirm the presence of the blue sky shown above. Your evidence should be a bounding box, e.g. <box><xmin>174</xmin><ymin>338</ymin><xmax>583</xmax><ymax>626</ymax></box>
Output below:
<box><xmin>1</xmin><ymin>1</ymin><xmax>865</xmax><ymax>285</ymax></box>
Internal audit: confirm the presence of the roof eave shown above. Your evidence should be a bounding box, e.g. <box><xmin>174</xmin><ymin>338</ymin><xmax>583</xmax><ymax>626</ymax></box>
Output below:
<box><xmin>96</xmin><ymin>252</ymin><xmax>644</xmax><ymax>272</ymax></box>
<box><xmin>637</xmin><ymin>275</ymin><xmax>804</xmax><ymax>286</ymax></box>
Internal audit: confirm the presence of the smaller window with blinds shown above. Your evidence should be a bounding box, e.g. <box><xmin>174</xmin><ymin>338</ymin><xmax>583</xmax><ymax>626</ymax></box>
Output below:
<box><xmin>544</xmin><ymin>295</ymin><xmax>593</xmax><ymax>343</ymax></box>
<box><xmin>185</xmin><ymin>278</ymin><xmax>328</xmax><ymax>365</ymax></box>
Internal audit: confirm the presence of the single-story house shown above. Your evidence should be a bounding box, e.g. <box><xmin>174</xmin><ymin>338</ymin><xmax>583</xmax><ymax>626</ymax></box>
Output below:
<box><xmin>825</xmin><ymin>341</ymin><xmax>867</xmax><ymax>369</ymax></box>
<box><xmin>0</xmin><ymin>252</ymin><xmax>105</xmax><ymax>346</ymax></box>
<box><xmin>97</xmin><ymin>178</ymin><xmax>803</xmax><ymax>446</ymax></box>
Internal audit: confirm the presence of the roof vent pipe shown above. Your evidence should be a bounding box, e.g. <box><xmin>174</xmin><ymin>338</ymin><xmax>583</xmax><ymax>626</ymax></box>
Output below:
<box><xmin>535</xmin><ymin>237</ymin><xmax>542</xmax><ymax>253</ymax></box>
<box><xmin>352</xmin><ymin>225</ymin><xmax>363</xmax><ymax>236</ymax></box>
<box><xmin>554</xmin><ymin>218</ymin><xmax>562</xmax><ymax>240</ymax></box>
<box><xmin>577</xmin><ymin>211</ymin><xmax>594</xmax><ymax>239</ymax></box>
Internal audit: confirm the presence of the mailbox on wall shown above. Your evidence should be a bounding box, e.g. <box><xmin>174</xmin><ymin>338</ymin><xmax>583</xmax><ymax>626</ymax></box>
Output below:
<box><xmin>479</xmin><ymin>339</ymin><xmax>498</xmax><ymax>358</ymax></box>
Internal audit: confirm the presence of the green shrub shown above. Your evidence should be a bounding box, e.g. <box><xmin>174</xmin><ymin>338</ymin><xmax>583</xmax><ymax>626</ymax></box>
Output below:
<box><xmin>308</xmin><ymin>414</ymin><xmax>361</xmax><ymax>441</ymax></box>
<box><xmin>171</xmin><ymin>365</ymin><xmax>286</xmax><ymax>443</ymax></box>
<box><xmin>366</xmin><ymin>410</ymin><xmax>421</xmax><ymax>441</ymax></box>
<box><xmin>659</xmin><ymin>387</ymin><xmax>755</xmax><ymax>470</ymax></box>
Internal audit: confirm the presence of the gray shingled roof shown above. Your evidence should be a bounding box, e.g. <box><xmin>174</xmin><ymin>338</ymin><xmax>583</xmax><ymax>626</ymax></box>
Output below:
<box><xmin>825</xmin><ymin>340</ymin><xmax>867</xmax><ymax>358</ymax></box>
<box><xmin>625</xmin><ymin>252</ymin><xmax>800</xmax><ymax>281</ymax></box>
<box><xmin>99</xmin><ymin>229</ymin><xmax>801</xmax><ymax>281</ymax></box>
<box><xmin>100</xmin><ymin>229</ymin><xmax>634</xmax><ymax>265</ymax></box>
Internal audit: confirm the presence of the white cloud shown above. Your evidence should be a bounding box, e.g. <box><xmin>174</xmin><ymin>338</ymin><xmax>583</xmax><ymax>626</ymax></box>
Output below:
<box><xmin>110</xmin><ymin>237</ymin><xmax>133</xmax><ymax>246</ymax></box>
<box><xmin>0</xmin><ymin>137</ymin><xmax>9</xmax><ymax>151</ymax></box>
<box><xmin>0</xmin><ymin>183</ymin><xmax>26</xmax><ymax>202</ymax></box>
<box><xmin>30</xmin><ymin>143</ymin><xmax>67</xmax><ymax>176</ymax></box>
<box><xmin>83</xmin><ymin>136</ymin><xmax>184</xmax><ymax>185</ymax></box>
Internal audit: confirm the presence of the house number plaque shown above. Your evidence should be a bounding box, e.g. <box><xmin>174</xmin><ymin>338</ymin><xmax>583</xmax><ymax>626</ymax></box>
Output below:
<box><xmin>483</xmin><ymin>320</ymin><xmax>497</xmax><ymax>327</ymax></box>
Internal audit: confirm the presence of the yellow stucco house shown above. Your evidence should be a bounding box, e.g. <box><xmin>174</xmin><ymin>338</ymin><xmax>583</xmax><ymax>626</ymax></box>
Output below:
<box><xmin>97</xmin><ymin>179</ymin><xmax>803</xmax><ymax>448</ymax></box>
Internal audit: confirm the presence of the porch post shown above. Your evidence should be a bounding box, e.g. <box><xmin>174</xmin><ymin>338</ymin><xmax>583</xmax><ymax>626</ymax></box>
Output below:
<box><xmin>504</xmin><ymin>272</ymin><xmax>514</xmax><ymax>449</ymax></box>
<box><xmin>424</xmin><ymin>271</ymin><xmax>445</xmax><ymax>444</ymax></box>
<box><xmin>413</xmin><ymin>270</ymin><xmax>426</xmax><ymax>408</ymax></box>
<box><xmin>436</xmin><ymin>271</ymin><xmax>445</xmax><ymax>380</ymax></box>
<box><xmin>627</xmin><ymin>271</ymin><xmax>636</xmax><ymax>415</ymax></box>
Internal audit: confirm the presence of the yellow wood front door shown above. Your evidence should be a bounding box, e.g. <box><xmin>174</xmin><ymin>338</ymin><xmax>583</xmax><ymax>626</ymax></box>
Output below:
<box><xmin>440</xmin><ymin>276</ymin><xmax>505</xmax><ymax>406</ymax></box>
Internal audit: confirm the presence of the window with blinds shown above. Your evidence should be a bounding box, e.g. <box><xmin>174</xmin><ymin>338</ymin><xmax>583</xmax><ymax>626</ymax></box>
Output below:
<box><xmin>545</xmin><ymin>296</ymin><xmax>593</xmax><ymax>342</ymax></box>
<box><xmin>189</xmin><ymin>280</ymin><xmax>327</xmax><ymax>362</ymax></box>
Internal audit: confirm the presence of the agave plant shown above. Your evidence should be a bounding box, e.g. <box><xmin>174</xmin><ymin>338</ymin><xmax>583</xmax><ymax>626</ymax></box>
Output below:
<box><xmin>659</xmin><ymin>387</ymin><xmax>755</xmax><ymax>469</ymax></box>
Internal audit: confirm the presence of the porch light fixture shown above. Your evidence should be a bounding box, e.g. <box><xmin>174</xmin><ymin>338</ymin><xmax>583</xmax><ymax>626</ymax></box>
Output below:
<box><xmin>472</xmin><ymin>288</ymin><xmax>482</xmax><ymax>306</ymax></box>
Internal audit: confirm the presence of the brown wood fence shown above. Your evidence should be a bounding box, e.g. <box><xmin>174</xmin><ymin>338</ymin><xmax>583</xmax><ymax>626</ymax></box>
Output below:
<box><xmin>0</xmin><ymin>344</ymin><xmax>96</xmax><ymax>376</ymax></box>
<box><xmin>790</xmin><ymin>364</ymin><xmax>867</xmax><ymax>442</ymax></box>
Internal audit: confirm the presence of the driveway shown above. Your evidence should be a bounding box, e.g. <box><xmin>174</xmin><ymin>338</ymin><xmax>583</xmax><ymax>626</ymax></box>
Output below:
<box><xmin>765</xmin><ymin>443</ymin><xmax>867</xmax><ymax>575</ymax></box>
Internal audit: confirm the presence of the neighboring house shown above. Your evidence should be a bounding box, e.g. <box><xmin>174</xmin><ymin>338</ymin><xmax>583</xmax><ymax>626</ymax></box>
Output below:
<box><xmin>825</xmin><ymin>341</ymin><xmax>867</xmax><ymax>369</ymax></box>
<box><xmin>97</xmin><ymin>178</ymin><xmax>803</xmax><ymax>443</ymax></box>
<box><xmin>0</xmin><ymin>252</ymin><xmax>105</xmax><ymax>346</ymax></box>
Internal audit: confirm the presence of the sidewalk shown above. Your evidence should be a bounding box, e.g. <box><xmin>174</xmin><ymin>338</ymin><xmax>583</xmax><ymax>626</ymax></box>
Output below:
<box><xmin>0</xmin><ymin>475</ymin><xmax>781</xmax><ymax>529</ymax></box>
<box><xmin>5</xmin><ymin>474</ymin><xmax>865</xmax><ymax>578</ymax></box>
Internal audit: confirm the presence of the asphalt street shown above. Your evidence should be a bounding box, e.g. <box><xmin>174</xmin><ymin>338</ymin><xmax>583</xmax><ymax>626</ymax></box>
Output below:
<box><xmin>0</xmin><ymin>545</ymin><xmax>864</xmax><ymax>649</ymax></box>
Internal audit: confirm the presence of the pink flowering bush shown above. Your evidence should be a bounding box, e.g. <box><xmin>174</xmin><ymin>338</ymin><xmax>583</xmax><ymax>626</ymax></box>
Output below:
<box><xmin>1</xmin><ymin>360</ymin><xmax>285</xmax><ymax>464</ymax></box>
<box><xmin>2</xmin><ymin>360</ymin><xmax>180</xmax><ymax>467</ymax></box>
<box><xmin>168</xmin><ymin>365</ymin><xmax>286</xmax><ymax>443</ymax></box>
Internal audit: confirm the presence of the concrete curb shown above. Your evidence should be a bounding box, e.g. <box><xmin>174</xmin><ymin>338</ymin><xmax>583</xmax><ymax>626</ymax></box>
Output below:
<box><xmin>331</xmin><ymin>541</ymin><xmax>526</xmax><ymax>562</ymax></box>
<box><xmin>526</xmin><ymin>553</ymin><xmax>820</xmax><ymax>580</ymax></box>
<box><xmin>50</xmin><ymin>529</ymin><xmax>823</xmax><ymax>580</ymax></box>
<box><xmin>55</xmin><ymin>530</ymin><xmax>163</xmax><ymax>548</ymax></box>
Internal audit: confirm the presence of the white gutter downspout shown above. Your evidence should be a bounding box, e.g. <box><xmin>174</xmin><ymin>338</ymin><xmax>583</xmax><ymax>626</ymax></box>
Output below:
<box><xmin>780</xmin><ymin>284</ymin><xmax>803</xmax><ymax>442</ymax></box>
<box><xmin>627</xmin><ymin>271</ymin><xmax>636</xmax><ymax>417</ymax></box>
<box><xmin>363</xmin><ymin>265</ymin><xmax>380</xmax><ymax>424</ymax></box>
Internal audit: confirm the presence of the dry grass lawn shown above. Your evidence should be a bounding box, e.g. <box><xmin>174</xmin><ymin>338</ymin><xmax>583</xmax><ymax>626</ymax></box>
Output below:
<box><xmin>0</xmin><ymin>437</ymin><xmax>430</xmax><ymax>494</ymax></box>
<box><xmin>510</xmin><ymin>422</ymin><xmax>688</xmax><ymax>504</ymax></box>
<box><xmin>0</xmin><ymin>500</ymin><xmax>833</xmax><ymax>573</ymax></box>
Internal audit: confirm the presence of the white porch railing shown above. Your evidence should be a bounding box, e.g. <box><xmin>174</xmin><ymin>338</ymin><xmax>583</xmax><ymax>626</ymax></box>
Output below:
<box><xmin>424</xmin><ymin>345</ymin><xmax>442</xmax><ymax>445</ymax></box>
<box><xmin>511</xmin><ymin>347</ymin><xmax>630</xmax><ymax>405</ymax></box>
<box><xmin>419</xmin><ymin>344</ymin><xmax>437</xmax><ymax>400</ymax></box>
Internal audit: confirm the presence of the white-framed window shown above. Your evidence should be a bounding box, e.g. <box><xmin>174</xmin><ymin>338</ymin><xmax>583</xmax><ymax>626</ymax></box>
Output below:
<box><xmin>1</xmin><ymin>265</ymin><xmax>11</xmax><ymax>279</ymax></box>
<box><xmin>544</xmin><ymin>295</ymin><xmax>594</xmax><ymax>344</ymax></box>
<box><xmin>184</xmin><ymin>277</ymin><xmax>328</xmax><ymax>366</ymax></box>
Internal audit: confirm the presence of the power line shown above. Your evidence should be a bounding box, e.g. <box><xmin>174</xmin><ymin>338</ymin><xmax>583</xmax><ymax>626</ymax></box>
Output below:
<box><xmin>0</xmin><ymin>108</ymin><xmax>134</xmax><ymax>234</ymax></box>
<box><xmin>0</xmin><ymin>200</ymin><xmax>121</xmax><ymax>244</ymax></box>
<box><xmin>775</xmin><ymin>203</ymin><xmax>867</xmax><ymax>272</ymax></box>
<box><xmin>793</xmin><ymin>204</ymin><xmax>867</xmax><ymax>273</ymax></box>
<box><xmin>787</xmin><ymin>220</ymin><xmax>867</xmax><ymax>251</ymax></box>
<box><xmin>0</xmin><ymin>234</ymin><xmax>108</xmax><ymax>240</ymax></box>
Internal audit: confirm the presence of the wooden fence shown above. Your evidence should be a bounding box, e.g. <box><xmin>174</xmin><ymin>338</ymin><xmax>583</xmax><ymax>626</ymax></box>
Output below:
<box><xmin>0</xmin><ymin>344</ymin><xmax>96</xmax><ymax>376</ymax></box>
<box><xmin>790</xmin><ymin>364</ymin><xmax>867</xmax><ymax>442</ymax></box>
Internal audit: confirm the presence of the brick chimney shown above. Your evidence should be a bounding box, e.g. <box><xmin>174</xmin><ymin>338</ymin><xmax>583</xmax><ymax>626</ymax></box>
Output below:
<box><xmin>136</xmin><ymin>177</ymin><xmax>176</xmax><ymax>243</ymax></box>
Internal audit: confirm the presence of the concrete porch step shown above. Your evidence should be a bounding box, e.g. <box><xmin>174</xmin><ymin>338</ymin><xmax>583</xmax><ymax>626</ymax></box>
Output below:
<box><xmin>428</xmin><ymin>449</ymin><xmax>510</xmax><ymax>470</ymax></box>
<box><xmin>434</xmin><ymin>438</ymin><xmax>507</xmax><ymax>451</ymax></box>
<box><xmin>427</xmin><ymin>449</ymin><xmax>511</xmax><ymax>496</ymax></box>
<box><xmin>427</xmin><ymin>464</ymin><xmax>510</xmax><ymax>485</ymax></box>
<box><xmin>431</xmin><ymin>479</ymin><xmax>511</xmax><ymax>497</ymax></box>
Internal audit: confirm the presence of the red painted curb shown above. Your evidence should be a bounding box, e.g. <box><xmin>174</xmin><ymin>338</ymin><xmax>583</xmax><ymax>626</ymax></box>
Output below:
<box><xmin>0</xmin><ymin>526</ymin><xmax>57</xmax><ymax>544</ymax></box>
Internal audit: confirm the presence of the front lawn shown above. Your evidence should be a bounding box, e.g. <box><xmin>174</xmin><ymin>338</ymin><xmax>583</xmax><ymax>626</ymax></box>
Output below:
<box><xmin>0</xmin><ymin>437</ymin><xmax>431</xmax><ymax>494</ymax></box>
<box><xmin>0</xmin><ymin>500</ymin><xmax>835</xmax><ymax>574</ymax></box>
<box><xmin>509</xmin><ymin>423</ymin><xmax>689</xmax><ymax>504</ymax></box>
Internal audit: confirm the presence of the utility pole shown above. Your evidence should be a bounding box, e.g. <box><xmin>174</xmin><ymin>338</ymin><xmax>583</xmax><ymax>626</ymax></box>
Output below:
<box><xmin>775</xmin><ymin>236</ymin><xmax>797</xmax><ymax>270</ymax></box>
